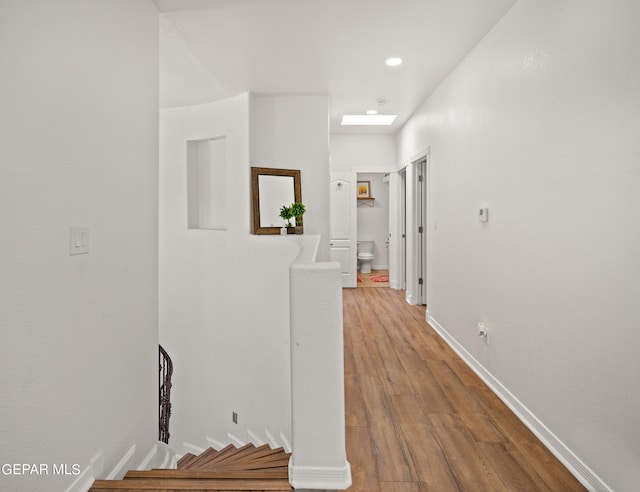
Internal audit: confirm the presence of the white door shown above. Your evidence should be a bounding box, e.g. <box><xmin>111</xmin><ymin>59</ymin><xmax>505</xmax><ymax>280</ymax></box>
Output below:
<box><xmin>330</xmin><ymin>173</ymin><xmax>357</xmax><ymax>288</ymax></box>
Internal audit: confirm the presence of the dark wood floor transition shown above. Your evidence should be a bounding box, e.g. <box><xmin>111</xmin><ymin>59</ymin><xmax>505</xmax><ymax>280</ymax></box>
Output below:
<box><xmin>343</xmin><ymin>287</ymin><xmax>585</xmax><ymax>492</ymax></box>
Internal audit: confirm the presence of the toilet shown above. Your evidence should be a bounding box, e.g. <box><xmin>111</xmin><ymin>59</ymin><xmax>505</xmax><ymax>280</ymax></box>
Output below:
<box><xmin>357</xmin><ymin>239</ymin><xmax>374</xmax><ymax>274</ymax></box>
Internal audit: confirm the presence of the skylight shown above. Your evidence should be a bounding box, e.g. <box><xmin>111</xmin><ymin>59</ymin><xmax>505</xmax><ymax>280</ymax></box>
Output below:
<box><xmin>341</xmin><ymin>114</ymin><xmax>398</xmax><ymax>126</ymax></box>
<box><xmin>385</xmin><ymin>57</ymin><xmax>403</xmax><ymax>67</ymax></box>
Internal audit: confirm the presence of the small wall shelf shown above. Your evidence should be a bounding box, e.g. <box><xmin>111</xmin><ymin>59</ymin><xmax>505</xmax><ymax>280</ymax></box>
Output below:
<box><xmin>357</xmin><ymin>197</ymin><xmax>375</xmax><ymax>207</ymax></box>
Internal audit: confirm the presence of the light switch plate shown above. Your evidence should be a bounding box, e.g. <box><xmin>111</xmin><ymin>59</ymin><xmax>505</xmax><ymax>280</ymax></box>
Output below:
<box><xmin>70</xmin><ymin>226</ymin><xmax>89</xmax><ymax>255</ymax></box>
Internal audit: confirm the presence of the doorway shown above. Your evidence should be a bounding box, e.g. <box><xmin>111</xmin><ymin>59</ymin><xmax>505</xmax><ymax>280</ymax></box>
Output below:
<box><xmin>415</xmin><ymin>157</ymin><xmax>427</xmax><ymax>306</ymax></box>
<box><xmin>396</xmin><ymin>153</ymin><xmax>428</xmax><ymax>306</ymax></box>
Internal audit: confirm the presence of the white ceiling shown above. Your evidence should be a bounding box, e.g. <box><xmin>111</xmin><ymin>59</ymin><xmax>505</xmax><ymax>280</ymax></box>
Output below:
<box><xmin>153</xmin><ymin>0</ymin><xmax>516</xmax><ymax>134</ymax></box>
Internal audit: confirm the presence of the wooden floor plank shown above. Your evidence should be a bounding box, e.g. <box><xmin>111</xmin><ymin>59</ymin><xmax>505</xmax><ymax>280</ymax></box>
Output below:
<box><xmin>345</xmin><ymin>375</ymin><xmax>368</xmax><ymax>427</ymax></box>
<box><xmin>398</xmin><ymin>423</ymin><xmax>460</xmax><ymax>491</ymax></box>
<box><xmin>369</xmin><ymin>419</ymin><xmax>415</xmax><ymax>482</ymax></box>
<box><xmin>345</xmin><ymin>426</ymin><xmax>380</xmax><ymax>492</ymax></box>
<box><xmin>478</xmin><ymin>441</ymin><xmax>553</xmax><ymax>492</ymax></box>
<box><xmin>379</xmin><ymin>482</ymin><xmax>420</xmax><ymax>492</ymax></box>
<box><xmin>343</xmin><ymin>287</ymin><xmax>585</xmax><ymax>492</ymax></box>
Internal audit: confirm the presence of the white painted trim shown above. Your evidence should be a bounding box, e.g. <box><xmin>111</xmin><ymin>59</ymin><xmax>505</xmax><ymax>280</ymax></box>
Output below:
<box><xmin>137</xmin><ymin>442</ymin><xmax>176</xmax><ymax>470</ymax></box>
<box><xmin>279</xmin><ymin>432</ymin><xmax>292</xmax><ymax>454</ymax></box>
<box><xmin>105</xmin><ymin>445</ymin><xmax>136</xmax><ymax>480</ymax></box>
<box><xmin>64</xmin><ymin>452</ymin><xmax>103</xmax><ymax>492</ymax></box>
<box><xmin>265</xmin><ymin>429</ymin><xmax>281</xmax><ymax>450</ymax></box>
<box><xmin>227</xmin><ymin>432</ymin><xmax>246</xmax><ymax>447</ymax></box>
<box><xmin>427</xmin><ymin>314</ymin><xmax>611</xmax><ymax>492</ymax></box>
<box><xmin>409</xmin><ymin>146</ymin><xmax>430</xmax><ymax>164</ymax></box>
<box><xmin>389</xmin><ymin>280</ymin><xmax>400</xmax><ymax>290</ymax></box>
<box><xmin>157</xmin><ymin>444</ymin><xmax>177</xmax><ymax>470</ymax></box>
<box><xmin>372</xmin><ymin>263</ymin><xmax>389</xmax><ymax>270</ymax></box>
<box><xmin>137</xmin><ymin>444</ymin><xmax>159</xmax><ymax>470</ymax></box>
<box><xmin>288</xmin><ymin>460</ymin><xmax>352</xmax><ymax>490</ymax></box>
<box><xmin>248</xmin><ymin>429</ymin><xmax>266</xmax><ymax>446</ymax></box>
<box><xmin>405</xmin><ymin>292</ymin><xmax>415</xmax><ymax>305</ymax></box>
<box><xmin>183</xmin><ymin>441</ymin><xmax>206</xmax><ymax>455</ymax></box>
<box><xmin>205</xmin><ymin>436</ymin><xmax>226</xmax><ymax>450</ymax></box>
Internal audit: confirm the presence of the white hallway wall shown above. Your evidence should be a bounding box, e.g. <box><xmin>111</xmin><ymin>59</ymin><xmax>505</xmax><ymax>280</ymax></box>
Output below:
<box><xmin>330</xmin><ymin>135</ymin><xmax>395</xmax><ymax>271</ymax></box>
<box><xmin>0</xmin><ymin>1</ymin><xmax>159</xmax><ymax>490</ymax></box>
<box><xmin>252</xmin><ymin>95</ymin><xmax>331</xmax><ymax>261</ymax></box>
<box><xmin>159</xmin><ymin>94</ymin><xmax>330</xmax><ymax>452</ymax></box>
<box><xmin>396</xmin><ymin>1</ymin><xmax>640</xmax><ymax>490</ymax></box>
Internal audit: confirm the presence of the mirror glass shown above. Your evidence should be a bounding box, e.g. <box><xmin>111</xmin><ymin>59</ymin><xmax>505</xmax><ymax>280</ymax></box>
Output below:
<box><xmin>251</xmin><ymin>167</ymin><xmax>302</xmax><ymax>234</ymax></box>
<box><xmin>258</xmin><ymin>175</ymin><xmax>295</xmax><ymax>227</ymax></box>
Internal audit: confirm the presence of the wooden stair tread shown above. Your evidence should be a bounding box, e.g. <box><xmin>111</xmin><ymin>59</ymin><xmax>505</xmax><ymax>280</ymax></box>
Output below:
<box><xmin>185</xmin><ymin>446</ymin><xmax>230</xmax><ymax>468</ymax></box>
<box><xmin>90</xmin><ymin>477</ymin><xmax>291</xmax><ymax>490</ymax></box>
<box><xmin>197</xmin><ymin>460</ymin><xmax>290</xmax><ymax>472</ymax></box>
<box><xmin>212</xmin><ymin>443</ymin><xmax>268</xmax><ymax>465</ymax></box>
<box><xmin>177</xmin><ymin>452</ymin><xmax>198</xmax><ymax>469</ymax></box>
<box><xmin>92</xmin><ymin>444</ymin><xmax>292</xmax><ymax>491</ymax></box>
<box><xmin>195</xmin><ymin>443</ymin><xmax>254</xmax><ymax>468</ymax></box>
<box><xmin>124</xmin><ymin>468</ymin><xmax>288</xmax><ymax>480</ymax></box>
<box><xmin>181</xmin><ymin>445</ymin><xmax>290</xmax><ymax>471</ymax></box>
<box><xmin>230</xmin><ymin>447</ymin><xmax>288</xmax><ymax>465</ymax></box>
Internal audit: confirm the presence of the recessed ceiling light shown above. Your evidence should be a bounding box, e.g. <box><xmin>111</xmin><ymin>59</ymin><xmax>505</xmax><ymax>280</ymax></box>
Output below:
<box><xmin>385</xmin><ymin>57</ymin><xmax>403</xmax><ymax>67</ymax></box>
<box><xmin>341</xmin><ymin>114</ymin><xmax>398</xmax><ymax>126</ymax></box>
<box><xmin>366</xmin><ymin>110</ymin><xmax>378</xmax><ymax>115</ymax></box>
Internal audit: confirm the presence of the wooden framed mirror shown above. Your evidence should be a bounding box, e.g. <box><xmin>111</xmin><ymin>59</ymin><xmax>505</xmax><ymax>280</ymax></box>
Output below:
<box><xmin>251</xmin><ymin>167</ymin><xmax>302</xmax><ymax>235</ymax></box>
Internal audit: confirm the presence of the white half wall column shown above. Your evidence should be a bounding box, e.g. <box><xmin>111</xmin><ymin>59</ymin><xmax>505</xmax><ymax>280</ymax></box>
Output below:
<box><xmin>288</xmin><ymin>238</ymin><xmax>351</xmax><ymax>490</ymax></box>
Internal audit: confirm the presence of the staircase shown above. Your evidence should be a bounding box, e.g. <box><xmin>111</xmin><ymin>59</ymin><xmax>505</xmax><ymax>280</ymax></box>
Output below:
<box><xmin>89</xmin><ymin>443</ymin><xmax>292</xmax><ymax>491</ymax></box>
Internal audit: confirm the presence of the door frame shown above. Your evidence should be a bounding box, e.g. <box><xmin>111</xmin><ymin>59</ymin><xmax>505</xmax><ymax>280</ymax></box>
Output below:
<box><xmin>329</xmin><ymin>172</ymin><xmax>358</xmax><ymax>288</ymax></box>
<box><xmin>403</xmin><ymin>148</ymin><xmax>430</xmax><ymax>306</ymax></box>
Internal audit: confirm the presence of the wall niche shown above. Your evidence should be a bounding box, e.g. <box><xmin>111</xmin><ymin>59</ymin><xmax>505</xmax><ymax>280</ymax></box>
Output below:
<box><xmin>186</xmin><ymin>136</ymin><xmax>227</xmax><ymax>230</ymax></box>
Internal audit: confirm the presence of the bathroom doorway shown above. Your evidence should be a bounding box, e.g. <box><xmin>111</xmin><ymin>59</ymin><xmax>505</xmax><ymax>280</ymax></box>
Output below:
<box><xmin>355</xmin><ymin>172</ymin><xmax>390</xmax><ymax>288</ymax></box>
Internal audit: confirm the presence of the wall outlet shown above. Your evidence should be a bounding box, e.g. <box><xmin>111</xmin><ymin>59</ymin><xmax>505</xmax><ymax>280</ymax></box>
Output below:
<box><xmin>477</xmin><ymin>322</ymin><xmax>488</xmax><ymax>343</ymax></box>
<box><xmin>232</xmin><ymin>412</ymin><xmax>238</xmax><ymax>424</ymax></box>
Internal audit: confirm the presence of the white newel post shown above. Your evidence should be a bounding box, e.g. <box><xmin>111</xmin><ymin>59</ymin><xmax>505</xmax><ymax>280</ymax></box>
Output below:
<box><xmin>289</xmin><ymin>257</ymin><xmax>352</xmax><ymax>490</ymax></box>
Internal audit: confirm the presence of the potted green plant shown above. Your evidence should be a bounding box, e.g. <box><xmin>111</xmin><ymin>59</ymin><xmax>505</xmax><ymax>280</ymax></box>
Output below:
<box><xmin>290</xmin><ymin>202</ymin><xmax>306</xmax><ymax>234</ymax></box>
<box><xmin>279</xmin><ymin>204</ymin><xmax>293</xmax><ymax>234</ymax></box>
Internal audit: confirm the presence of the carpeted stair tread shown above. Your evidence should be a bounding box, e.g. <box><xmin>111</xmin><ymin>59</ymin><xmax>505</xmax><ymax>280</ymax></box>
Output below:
<box><xmin>89</xmin><ymin>477</ymin><xmax>291</xmax><ymax>490</ymax></box>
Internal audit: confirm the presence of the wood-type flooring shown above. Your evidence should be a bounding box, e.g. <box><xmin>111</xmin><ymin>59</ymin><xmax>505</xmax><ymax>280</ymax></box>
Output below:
<box><xmin>343</xmin><ymin>287</ymin><xmax>585</xmax><ymax>492</ymax></box>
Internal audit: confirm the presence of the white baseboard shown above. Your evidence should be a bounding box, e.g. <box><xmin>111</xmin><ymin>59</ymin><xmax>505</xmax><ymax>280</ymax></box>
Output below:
<box><xmin>105</xmin><ymin>445</ymin><xmax>136</xmax><ymax>480</ymax></box>
<box><xmin>289</xmin><ymin>460</ymin><xmax>352</xmax><ymax>490</ymax></box>
<box><xmin>138</xmin><ymin>442</ymin><xmax>176</xmax><ymax>470</ymax></box>
<box><xmin>372</xmin><ymin>264</ymin><xmax>389</xmax><ymax>271</ymax></box>
<box><xmin>227</xmin><ymin>433</ymin><xmax>246</xmax><ymax>447</ymax></box>
<box><xmin>248</xmin><ymin>430</ymin><xmax>266</xmax><ymax>446</ymax></box>
<box><xmin>427</xmin><ymin>314</ymin><xmax>611</xmax><ymax>492</ymax></box>
<box><xmin>66</xmin><ymin>441</ymin><xmax>171</xmax><ymax>492</ymax></box>
<box><xmin>64</xmin><ymin>452</ymin><xmax>103</xmax><ymax>492</ymax></box>
<box><xmin>183</xmin><ymin>441</ymin><xmax>206</xmax><ymax>456</ymax></box>
<box><xmin>279</xmin><ymin>432</ymin><xmax>292</xmax><ymax>454</ymax></box>
<box><xmin>265</xmin><ymin>429</ymin><xmax>281</xmax><ymax>450</ymax></box>
<box><xmin>205</xmin><ymin>436</ymin><xmax>227</xmax><ymax>450</ymax></box>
